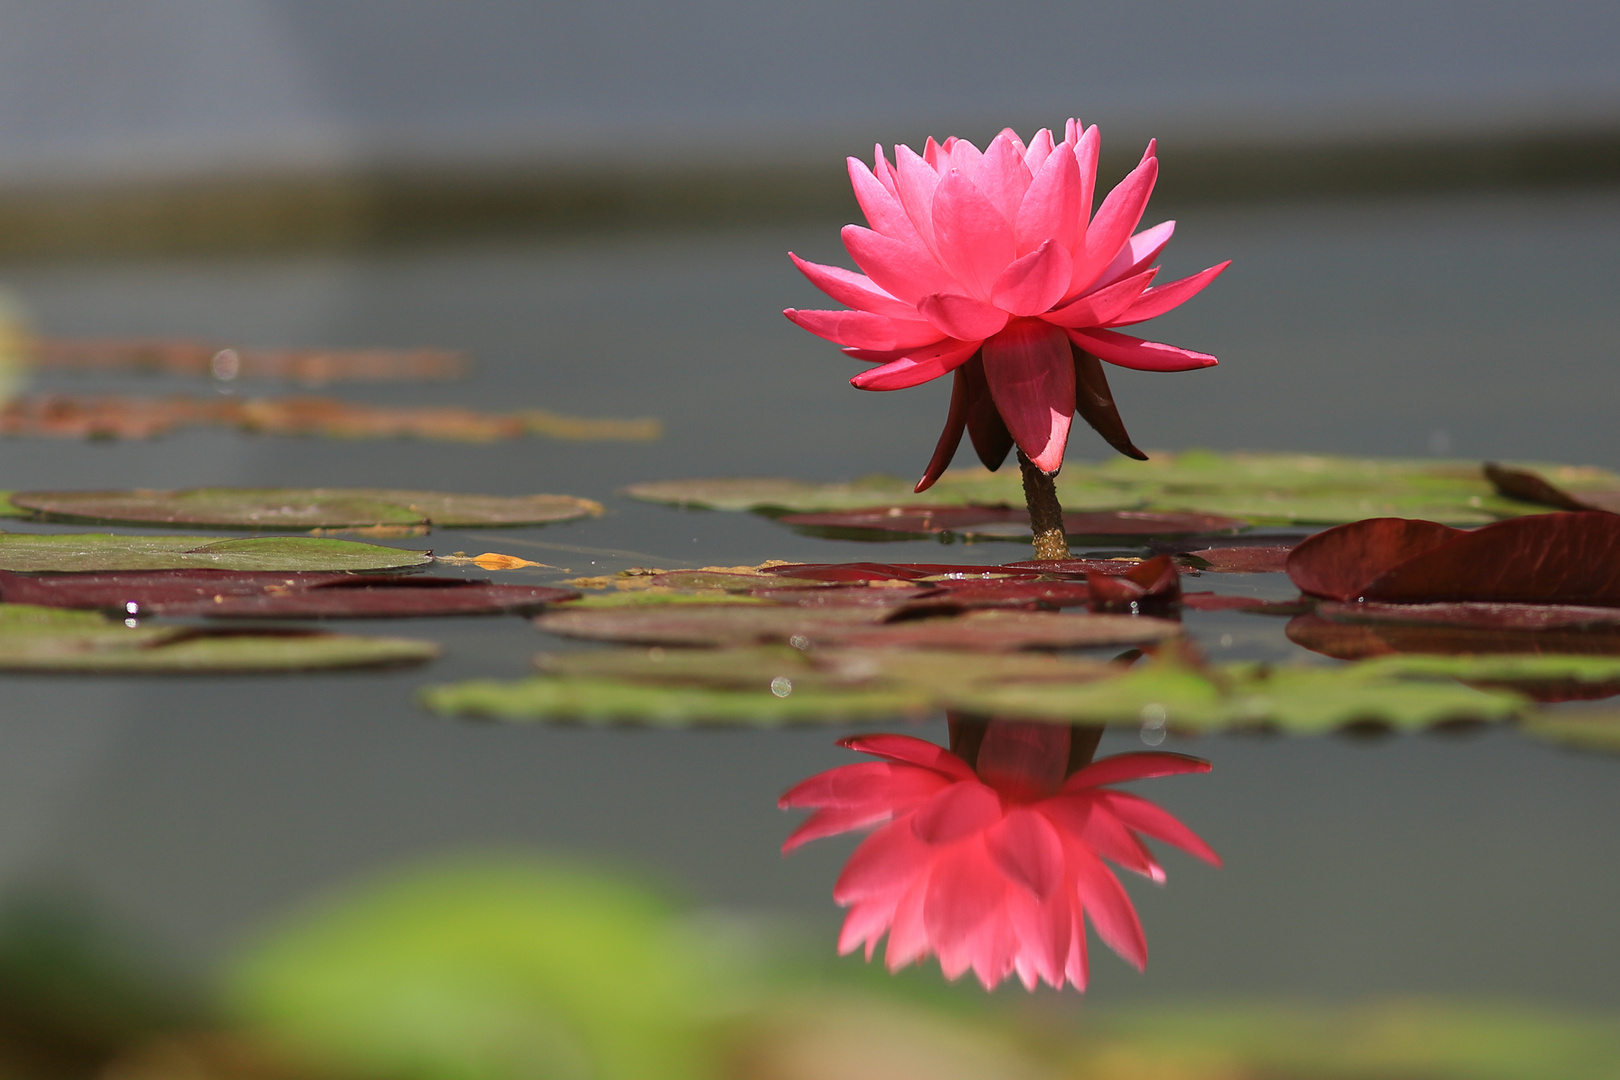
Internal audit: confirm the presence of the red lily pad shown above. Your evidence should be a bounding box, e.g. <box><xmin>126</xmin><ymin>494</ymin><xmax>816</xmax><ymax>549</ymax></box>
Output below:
<box><xmin>0</xmin><ymin>569</ymin><xmax>577</xmax><ymax>618</ymax></box>
<box><xmin>775</xmin><ymin>505</ymin><xmax>1243</xmax><ymax>541</ymax></box>
<box><xmin>1485</xmin><ymin>462</ymin><xmax>1620</xmax><ymax>514</ymax></box>
<box><xmin>1286</xmin><ymin>513</ymin><xmax>1620</xmax><ymax>604</ymax></box>
<box><xmin>1286</xmin><ymin>612</ymin><xmax>1620</xmax><ymax>662</ymax></box>
<box><xmin>1087</xmin><ymin>555</ymin><xmax>1180</xmax><ymax>612</ymax></box>
<box><xmin>1178</xmin><ymin>546</ymin><xmax>1296</xmax><ymax>573</ymax></box>
<box><xmin>891</xmin><ymin>580</ymin><xmax>1095</xmax><ymax>613</ymax></box>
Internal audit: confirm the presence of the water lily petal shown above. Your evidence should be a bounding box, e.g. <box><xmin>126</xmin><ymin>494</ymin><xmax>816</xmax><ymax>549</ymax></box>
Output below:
<box><xmin>784</xmin><ymin>307</ymin><xmax>944</xmax><ymax>351</ymax></box>
<box><xmin>1070</xmin><ymin>152</ymin><xmax>1158</xmax><ymax>296</ymax></box>
<box><xmin>912</xmin><ymin>781</ymin><xmax>1002</xmax><ymax>845</ymax></box>
<box><xmin>1015</xmin><ymin>142</ymin><xmax>1082</xmax><ymax>257</ymax></box>
<box><xmin>1065</xmin><ymin>751</ymin><xmax>1213</xmax><ymax>790</ymax></box>
<box><xmin>1040</xmin><ymin>267</ymin><xmax>1156</xmax><ymax>328</ymax></box>
<box><xmin>981</xmin><ymin>319</ymin><xmax>1076</xmax><ymax>473</ymax></box>
<box><xmin>851</xmin><ymin>338</ymin><xmax>979</xmax><ymax>391</ymax></box>
<box><xmin>1066</xmin><ymin>328</ymin><xmax>1218</xmax><ymax>372</ymax></box>
<box><xmin>917</xmin><ymin>292</ymin><xmax>1009</xmax><ymax>340</ymax></box>
<box><xmin>841</xmin><ymin>224</ymin><xmax>956</xmax><ymax>304</ymax></box>
<box><xmin>1006</xmin><ymin>885</ymin><xmax>1071</xmax><ymax>990</ymax></box>
<box><xmin>783</xmin><ymin>806</ymin><xmax>895</xmax><ymax>851</ymax></box>
<box><xmin>871</xmin><ymin>144</ymin><xmax>899</xmax><ymax>196</ymax></box>
<box><xmin>1022</xmin><ymin>127</ymin><xmax>1055</xmax><ymax>173</ymax></box>
<box><xmin>790</xmin><ymin>253</ymin><xmax>918</xmax><ymax>319</ymax></box>
<box><xmin>1101</xmin><ymin>790</ymin><xmax>1223</xmax><ymax>866</ymax></box>
<box><xmin>1091</xmin><ymin>220</ymin><xmax>1176</xmax><ymax>289</ymax></box>
<box><xmin>923</xmin><ymin>837</ymin><xmax>1005</xmax><ymax>947</ymax></box>
<box><xmin>884</xmin><ymin>878</ymin><xmax>932</xmax><ymax>971</ymax></box>
<box><xmin>779</xmin><ymin>759</ymin><xmax>951</xmax><ymax>811</ymax></box>
<box><xmin>932</xmin><ymin>170</ymin><xmax>1016</xmax><ymax>301</ymax></box>
<box><xmin>991</xmin><ymin>240</ymin><xmax>1073</xmax><ymax>316</ymax></box>
<box><xmin>915</xmin><ymin>362</ymin><xmax>972</xmax><ymax>493</ymax></box>
<box><xmin>1109</xmin><ymin>261</ymin><xmax>1231</xmax><ymax>326</ymax></box>
<box><xmin>838</xmin><ymin>897</ymin><xmax>896</xmax><ymax>960</ymax></box>
<box><xmin>963</xmin><ymin>907</ymin><xmax>1020</xmax><ymax>990</ymax></box>
<box><xmin>1064</xmin><ymin>900</ymin><xmax>1090</xmax><ymax>990</ymax></box>
<box><xmin>942</xmin><ymin>136</ymin><xmax>984</xmax><ymax>178</ymax></box>
<box><xmin>840</xmin><ymin>732</ymin><xmax>979</xmax><ymax>779</ymax></box>
<box><xmin>959</xmin><ymin>355</ymin><xmax>1014</xmax><ymax>470</ymax></box>
<box><xmin>893</xmin><ymin>143</ymin><xmax>945</xmax><ymax>257</ymax></box>
<box><xmin>835</xmin><ymin>819</ymin><xmax>932</xmax><ymax>903</ymax></box>
<box><xmin>1070</xmin><ymin>841</ymin><xmax>1147</xmax><ymax>971</ymax></box>
<box><xmin>1075</xmin><ymin>124</ymin><xmax>1101</xmax><ymax>226</ymax></box>
<box><xmin>975</xmin><ymin>130</ymin><xmax>1033</xmax><ymax>227</ymax></box>
<box><xmin>986</xmin><ymin>807</ymin><xmax>1066</xmax><ymax>898</ymax></box>
<box><xmin>848</xmin><ymin>157</ymin><xmax>922</xmax><ymax>243</ymax></box>
<box><xmin>1078</xmin><ymin>798</ymin><xmax>1166</xmax><ymax>882</ymax></box>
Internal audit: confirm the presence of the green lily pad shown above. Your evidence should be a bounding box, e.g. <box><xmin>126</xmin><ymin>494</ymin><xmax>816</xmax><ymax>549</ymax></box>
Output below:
<box><xmin>533</xmin><ymin>605</ymin><xmax>1180</xmax><ymax>650</ymax></box>
<box><xmin>0</xmin><ymin>533</ymin><xmax>430</xmax><ymax>572</ymax></box>
<box><xmin>625</xmin><ymin>452</ymin><xmax>1607</xmax><ymax>526</ymax></box>
<box><xmin>8</xmin><ymin>488</ymin><xmax>604</xmax><ymax>529</ymax></box>
<box><xmin>0</xmin><ymin>603</ymin><xmax>438</xmax><ymax>672</ymax></box>
<box><xmin>1520</xmin><ymin>706</ymin><xmax>1620</xmax><ymax>755</ymax></box>
<box><xmin>226</xmin><ymin>856</ymin><xmax>721</xmax><ymax>1080</ymax></box>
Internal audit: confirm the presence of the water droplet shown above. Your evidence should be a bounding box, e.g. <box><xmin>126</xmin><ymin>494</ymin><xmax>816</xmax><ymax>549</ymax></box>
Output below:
<box><xmin>210</xmin><ymin>348</ymin><xmax>241</xmax><ymax>380</ymax></box>
<box><xmin>124</xmin><ymin>601</ymin><xmax>140</xmax><ymax>615</ymax></box>
<box><xmin>123</xmin><ymin>618</ymin><xmax>138</xmax><ymax>629</ymax></box>
<box><xmin>770</xmin><ymin>676</ymin><xmax>793</xmax><ymax>698</ymax></box>
<box><xmin>1139</xmin><ymin>701</ymin><xmax>1167</xmax><ymax>745</ymax></box>
<box><xmin>788</xmin><ymin>634</ymin><xmax>810</xmax><ymax>651</ymax></box>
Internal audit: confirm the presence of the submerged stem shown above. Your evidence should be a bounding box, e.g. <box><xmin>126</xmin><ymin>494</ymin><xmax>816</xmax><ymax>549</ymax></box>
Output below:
<box><xmin>1017</xmin><ymin>452</ymin><xmax>1071</xmax><ymax>560</ymax></box>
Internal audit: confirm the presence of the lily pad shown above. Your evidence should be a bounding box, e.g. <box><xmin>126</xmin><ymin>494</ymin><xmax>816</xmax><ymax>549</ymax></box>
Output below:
<box><xmin>0</xmin><ymin>533</ymin><xmax>430</xmax><ymax>572</ymax></box>
<box><xmin>1287</xmin><ymin>611</ymin><xmax>1620</xmax><ymax>662</ymax></box>
<box><xmin>776</xmin><ymin>506</ymin><xmax>1243</xmax><ymax>542</ymax></box>
<box><xmin>0</xmin><ymin>603</ymin><xmax>438</xmax><ymax>672</ymax></box>
<box><xmin>1485</xmin><ymin>461</ymin><xmax>1620</xmax><ymax>513</ymax></box>
<box><xmin>625</xmin><ymin>452</ymin><xmax>1604</xmax><ymax>525</ymax></box>
<box><xmin>533</xmin><ymin>605</ymin><xmax>1180</xmax><ymax>651</ymax></box>
<box><xmin>0</xmin><ymin>569</ymin><xmax>575</xmax><ymax>619</ymax></box>
<box><xmin>1288</xmin><ymin>513</ymin><xmax>1620</xmax><ymax>604</ymax></box>
<box><xmin>1521</xmin><ymin>707</ymin><xmax>1620</xmax><ymax>755</ymax></box>
<box><xmin>9</xmin><ymin>489</ymin><xmax>603</xmax><ymax>529</ymax></box>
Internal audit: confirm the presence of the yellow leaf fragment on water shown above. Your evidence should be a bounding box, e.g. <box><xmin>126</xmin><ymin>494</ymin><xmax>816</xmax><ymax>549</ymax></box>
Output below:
<box><xmin>437</xmin><ymin>551</ymin><xmax>550</xmax><ymax>570</ymax></box>
<box><xmin>564</xmin><ymin>576</ymin><xmax>614</xmax><ymax>589</ymax></box>
<box><xmin>519</xmin><ymin>410</ymin><xmax>662</xmax><ymax>441</ymax></box>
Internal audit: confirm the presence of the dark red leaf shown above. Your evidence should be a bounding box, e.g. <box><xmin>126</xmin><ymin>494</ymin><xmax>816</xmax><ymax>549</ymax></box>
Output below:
<box><xmin>1361</xmin><ymin>513</ymin><xmax>1620</xmax><ymax>604</ymax></box>
<box><xmin>1485</xmin><ymin>462</ymin><xmax>1620</xmax><ymax>513</ymax></box>
<box><xmin>1180</xmin><ymin>546</ymin><xmax>1295</xmax><ymax>573</ymax></box>
<box><xmin>1286</xmin><ymin>518</ymin><xmax>1460</xmax><ymax>601</ymax></box>
<box><xmin>894</xmin><ymin>580</ymin><xmax>1094</xmax><ymax>614</ymax></box>
<box><xmin>0</xmin><ymin>569</ymin><xmax>575</xmax><ymax>618</ymax></box>
<box><xmin>1087</xmin><ymin>555</ymin><xmax>1181</xmax><ymax>612</ymax></box>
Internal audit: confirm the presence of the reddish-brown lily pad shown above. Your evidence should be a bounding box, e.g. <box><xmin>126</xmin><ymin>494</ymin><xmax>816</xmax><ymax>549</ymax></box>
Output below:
<box><xmin>1286</xmin><ymin>612</ymin><xmax>1620</xmax><ymax>662</ymax></box>
<box><xmin>1087</xmin><ymin>555</ymin><xmax>1181</xmax><ymax>612</ymax></box>
<box><xmin>1178</xmin><ymin>546</ymin><xmax>1296</xmax><ymax>573</ymax></box>
<box><xmin>1485</xmin><ymin>462</ymin><xmax>1620</xmax><ymax>514</ymax></box>
<box><xmin>775</xmin><ymin>505</ymin><xmax>1243</xmax><ymax>541</ymax></box>
<box><xmin>1286</xmin><ymin>513</ymin><xmax>1620</xmax><ymax>605</ymax></box>
<box><xmin>0</xmin><ymin>570</ymin><xmax>576</xmax><ymax>619</ymax></box>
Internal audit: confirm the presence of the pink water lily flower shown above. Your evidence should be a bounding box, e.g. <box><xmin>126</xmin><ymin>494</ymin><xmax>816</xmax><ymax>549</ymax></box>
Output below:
<box><xmin>780</xmin><ymin>725</ymin><xmax>1220</xmax><ymax>992</ymax></box>
<box><xmin>784</xmin><ymin>120</ymin><xmax>1229</xmax><ymax>489</ymax></box>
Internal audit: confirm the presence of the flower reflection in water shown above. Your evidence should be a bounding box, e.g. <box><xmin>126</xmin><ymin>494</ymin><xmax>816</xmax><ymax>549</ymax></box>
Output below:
<box><xmin>780</xmin><ymin>718</ymin><xmax>1219</xmax><ymax>991</ymax></box>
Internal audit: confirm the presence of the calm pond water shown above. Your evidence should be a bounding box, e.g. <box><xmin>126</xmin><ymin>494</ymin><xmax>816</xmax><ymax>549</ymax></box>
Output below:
<box><xmin>0</xmin><ymin>187</ymin><xmax>1617</xmax><ymax>1009</ymax></box>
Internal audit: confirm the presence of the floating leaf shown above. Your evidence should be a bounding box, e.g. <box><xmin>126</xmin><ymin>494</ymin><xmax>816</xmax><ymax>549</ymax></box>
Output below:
<box><xmin>10</xmin><ymin>489</ymin><xmax>603</xmax><ymax>530</ymax></box>
<box><xmin>226</xmin><ymin>857</ymin><xmax>721</xmax><ymax>1080</ymax></box>
<box><xmin>0</xmin><ymin>603</ymin><xmax>437</xmax><ymax>672</ymax></box>
<box><xmin>0</xmin><ymin>394</ymin><xmax>660</xmax><ymax>442</ymax></box>
<box><xmin>1178</xmin><ymin>545</ymin><xmax>1295</xmax><ymax>573</ymax></box>
<box><xmin>1521</xmin><ymin>707</ymin><xmax>1620</xmax><ymax>755</ymax></box>
<box><xmin>1288</xmin><ymin>513</ymin><xmax>1620</xmax><ymax>604</ymax></box>
<box><xmin>27</xmin><ymin>338</ymin><xmax>470</xmax><ymax>382</ymax></box>
<box><xmin>1086</xmin><ymin>555</ymin><xmax>1181</xmax><ymax>612</ymax></box>
<box><xmin>1288</xmin><ymin>612</ymin><xmax>1620</xmax><ymax>662</ymax></box>
<box><xmin>0</xmin><ymin>570</ymin><xmax>575</xmax><ymax>619</ymax></box>
<box><xmin>1485</xmin><ymin>461</ymin><xmax>1620</xmax><ymax>513</ymax></box>
<box><xmin>625</xmin><ymin>452</ymin><xmax>1600</xmax><ymax>525</ymax></box>
<box><xmin>0</xmin><ymin>533</ymin><xmax>429</xmax><ymax>573</ymax></box>
<box><xmin>533</xmin><ymin>605</ymin><xmax>1179</xmax><ymax>650</ymax></box>
<box><xmin>436</xmin><ymin>552</ymin><xmax>552</xmax><ymax>571</ymax></box>
<box><xmin>776</xmin><ymin>505</ymin><xmax>1242</xmax><ymax>542</ymax></box>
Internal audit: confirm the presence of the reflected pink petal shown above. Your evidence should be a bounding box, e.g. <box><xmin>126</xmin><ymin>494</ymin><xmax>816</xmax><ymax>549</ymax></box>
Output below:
<box><xmin>839</xmin><ymin>733</ymin><xmax>978</xmax><ymax>779</ymax></box>
<box><xmin>912</xmin><ymin>782</ymin><xmax>1002</xmax><ymax>845</ymax></box>
<box><xmin>1101</xmin><ymin>790</ymin><xmax>1223</xmax><ymax>866</ymax></box>
<box><xmin>783</xmin><ymin>806</ymin><xmax>895</xmax><ymax>852</ymax></box>
<box><xmin>1065</xmin><ymin>752</ymin><xmax>1213</xmax><ymax>790</ymax></box>
<box><xmin>1069</xmin><ymin>840</ymin><xmax>1148</xmax><ymax>971</ymax></box>
<box><xmin>986</xmin><ymin>807</ymin><xmax>1065</xmax><ymax>898</ymax></box>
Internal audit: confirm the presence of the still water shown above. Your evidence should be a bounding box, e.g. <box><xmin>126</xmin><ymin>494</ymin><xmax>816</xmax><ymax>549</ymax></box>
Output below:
<box><xmin>0</xmin><ymin>188</ymin><xmax>1616</xmax><ymax>1007</ymax></box>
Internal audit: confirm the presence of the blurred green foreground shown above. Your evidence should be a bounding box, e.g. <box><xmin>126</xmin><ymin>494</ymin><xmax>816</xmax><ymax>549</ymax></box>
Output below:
<box><xmin>0</xmin><ymin>855</ymin><xmax>1613</xmax><ymax>1080</ymax></box>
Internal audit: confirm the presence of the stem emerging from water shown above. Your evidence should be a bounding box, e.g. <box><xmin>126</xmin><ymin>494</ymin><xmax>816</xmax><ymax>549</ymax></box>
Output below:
<box><xmin>1018</xmin><ymin>451</ymin><xmax>1071</xmax><ymax>561</ymax></box>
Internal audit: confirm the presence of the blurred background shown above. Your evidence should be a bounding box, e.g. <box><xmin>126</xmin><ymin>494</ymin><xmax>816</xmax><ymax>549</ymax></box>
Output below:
<box><xmin>0</xmin><ymin>3</ymin><xmax>1619</xmax><ymax>1078</ymax></box>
